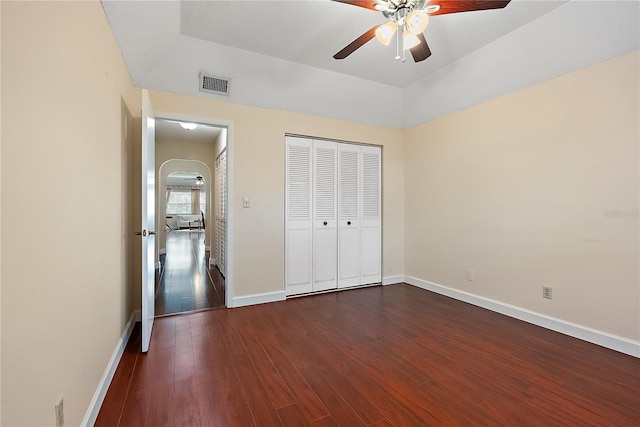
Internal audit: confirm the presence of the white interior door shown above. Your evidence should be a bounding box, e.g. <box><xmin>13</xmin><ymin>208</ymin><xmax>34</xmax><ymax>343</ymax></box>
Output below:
<box><xmin>338</xmin><ymin>143</ymin><xmax>361</xmax><ymax>288</ymax></box>
<box><xmin>313</xmin><ymin>140</ymin><xmax>337</xmax><ymax>292</ymax></box>
<box><xmin>141</xmin><ymin>90</ymin><xmax>156</xmax><ymax>353</ymax></box>
<box><xmin>285</xmin><ymin>137</ymin><xmax>313</xmax><ymax>295</ymax></box>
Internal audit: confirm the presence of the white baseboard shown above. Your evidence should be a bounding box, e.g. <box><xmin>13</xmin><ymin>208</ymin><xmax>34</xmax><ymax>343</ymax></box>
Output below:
<box><xmin>209</xmin><ymin>256</ymin><xmax>214</xmax><ymax>266</ymax></box>
<box><xmin>230</xmin><ymin>291</ymin><xmax>286</xmax><ymax>308</ymax></box>
<box><xmin>81</xmin><ymin>310</ymin><xmax>141</xmax><ymax>427</ymax></box>
<box><xmin>404</xmin><ymin>276</ymin><xmax>640</xmax><ymax>358</ymax></box>
<box><xmin>382</xmin><ymin>275</ymin><xmax>404</xmax><ymax>286</ymax></box>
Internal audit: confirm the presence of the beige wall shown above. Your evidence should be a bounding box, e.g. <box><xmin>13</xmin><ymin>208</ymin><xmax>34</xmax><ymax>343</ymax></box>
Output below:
<box><xmin>404</xmin><ymin>51</ymin><xmax>639</xmax><ymax>341</ymax></box>
<box><xmin>156</xmin><ymin>139</ymin><xmax>217</xmax><ymax>256</ymax></box>
<box><xmin>1</xmin><ymin>1</ymin><xmax>140</xmax><ymax>425</ymax></box>
<box><xmin>151</xmin><ymin>90</ymin><xmax>406</xmax><ymax>299</ymax></box>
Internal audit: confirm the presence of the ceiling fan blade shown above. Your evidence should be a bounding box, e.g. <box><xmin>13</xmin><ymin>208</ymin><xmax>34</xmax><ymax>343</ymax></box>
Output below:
<box><xmin>427</xmin><ymin>0</ymin><xmax>510</xmax><ymax>16</ymax></box>
<box><xmin>410</xmin><ymin>33</ymin><xmax>431</xmax><ymax>62</ymax></box>
<box><xmin>333</xmin><ymin>26</ymin><xmax>378</xmax><ymax>60</ymax></box>
<box><xmin>331</xmin><ymin>0</ymin><xmax>380</xmax><ymax>11</ymax></box>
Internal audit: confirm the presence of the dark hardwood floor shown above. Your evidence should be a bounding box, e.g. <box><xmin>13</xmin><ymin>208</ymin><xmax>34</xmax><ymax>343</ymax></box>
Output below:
<box><xmin>155</xmin><ymin>230</ymin><xmax>225</xmax><ymax>316</ymax></box>
<box><xmin>97</xmin><ymin>284</ymin><xmax>639</xmax><ymax>426</ymax></box>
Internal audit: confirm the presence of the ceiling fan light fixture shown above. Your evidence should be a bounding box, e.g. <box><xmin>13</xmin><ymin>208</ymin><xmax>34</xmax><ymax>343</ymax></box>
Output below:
<box><xmin>375</xmin><ymin>21</ymin><xmax>397</xmax><ymax>46</ymax></box>
<box><xmin>179</xmin><ymin>122</ymin><xmax>198</xmax><ymax>130</ymax></box>
<box><xmin>406</xmin><ymin>10</ymin><xmax>428</xmax><ymax>34</ymax></box>
<box><xmin>195</xmin><ymin>176</ymin><xmax>204</xmax><ymax>185</ymax></box>
<box><xmin>402</xmin><ymin>31</ymin><xmax>420</xmax><ymax>50</ymax></box>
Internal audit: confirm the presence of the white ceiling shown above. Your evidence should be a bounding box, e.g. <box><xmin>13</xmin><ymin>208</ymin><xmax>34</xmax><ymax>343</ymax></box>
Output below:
<box><xmin>156</xmin><ymin>118</ymin><xmax>222</xmax><ymax>144</ymax></box>
<box><xmin>166</xmin><ymin>171</ymin><xmax>207</xmax><ymax>188</ymax></box>
<box><xmin>178</xmin><ymin>0</ymin><xmax>567</xmax><ymax>88</ymax></box>
<box><xmin>102</xmin><ymin>0</ymin><xmax>640</xmax><ymax>128</ymax></box>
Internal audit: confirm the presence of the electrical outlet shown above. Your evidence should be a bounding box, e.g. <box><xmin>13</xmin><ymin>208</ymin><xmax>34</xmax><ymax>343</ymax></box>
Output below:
<box><xmin>543</xmin><ymin>286</ymin><xmax>552</xmax><ymax>299</ymax></box>
<box><xmin>466</xmin><ymin>269</ymin><xmax>474</xmax><ymax>281</ymax></box>
<box><xmin>55</xmin><ymin>397</ymin><xmax>64</xmax><ymax>427</ymax></box>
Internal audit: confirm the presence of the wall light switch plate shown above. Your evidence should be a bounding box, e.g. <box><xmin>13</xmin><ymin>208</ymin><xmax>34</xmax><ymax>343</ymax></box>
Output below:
<box><xmin>243</xmin><ymin>197</ymin><xmax>250</xmax><ymax>208</ymax></box>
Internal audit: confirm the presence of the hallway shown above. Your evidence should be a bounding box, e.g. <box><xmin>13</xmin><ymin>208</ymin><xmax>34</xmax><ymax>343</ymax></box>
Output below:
<box><xmin>155</xmin><ymin>230</ymin><xmax>225</xmax><ymax>316</ymax></box>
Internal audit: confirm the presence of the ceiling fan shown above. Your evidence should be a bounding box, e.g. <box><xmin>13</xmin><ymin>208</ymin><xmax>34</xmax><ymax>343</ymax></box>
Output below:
<box><xmin>185</xmin><ymin>175</ymin><xmax>205</xmax><ymax>185</ymax></box>
<box><xmin>332</xmin><ymin>0</ymin><xmax>511</xmax><ymax>63</ymax></box>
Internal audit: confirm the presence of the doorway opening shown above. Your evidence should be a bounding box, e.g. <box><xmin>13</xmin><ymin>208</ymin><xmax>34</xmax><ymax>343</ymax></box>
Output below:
<box><xmin>154</xmin><ymin>118</ymin><xmax>229</xmax><ymax>316</ymax></box>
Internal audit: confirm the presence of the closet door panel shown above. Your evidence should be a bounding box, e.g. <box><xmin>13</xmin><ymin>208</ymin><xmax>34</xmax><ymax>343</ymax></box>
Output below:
<box><xmin>313</xmin><ymin>140</ymin><xmax>338</xmax><ymax>292</ymax></box>
<box><xmin>360</xmin><ymin>145</ymin><xmax>382</xmax><ymax>284</ymax></box>
<box><xmin>360</xmin><ymin>226</ymin><xmax>381</xmax><ymax>283</ymax></box>
<box><xmin>287</xmin><ymin>227</ymin><xmax>312</xmax><ymax>289</ymax></box>
<box><xmin>285</xmin><ymin>137</ymin><xmax>313</xmax><ymax>295</ymax></box>
<box><xmin>338</xmin><ymin>144</ymin><xmax>360</xmax><ymax>288</ymax></box>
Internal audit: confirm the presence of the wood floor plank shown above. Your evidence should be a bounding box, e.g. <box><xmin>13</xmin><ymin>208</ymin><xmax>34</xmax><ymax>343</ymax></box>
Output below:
<box><xmin>251</xmin><ymin>322</ymin><xmax>329</xmax><ymax>422</ymax></box>
<box><xmin>117</xmin><ymin>387</ymin><xmax>150</xmax><ymax>427</ymax></box>
<box><xmin>144</xmin><ymin>384</ymin><xmax>174</xmax><ymax>427</ymax></box>
<box><xmin>174</xmin><ymin>352</ymin><xmax>196</xmax><ymax>383</ymax></box>
<box><xmin>98</xmin><ymin>345</ymin><xmax>137</xmax><ymax>410</ymax></box>
<box><xmin>219</xmin><ymin>315</ymin><xmax>249</xmax><ymax>356</ymax></box>
<box><xmin>173</xmin><ymin>378</ymin><xmax>202</xmax><ymax>427</ymax></box>
<box><xmin>252</xmin><ymin>313</ymin><xmax>419</xmax><ymax>425</ymax></box>
<box><xmin>367</xmin><ymin>419</ymin><xmax>394</xmax><ymax>427</ymax></box>
<box><xmin>260</xmin><ymin>310</ymin><xmax>385</xmax><ymax>425</ymax></box>
<box><xmin>310</xmin><ymin>415</ymin><xmax>340</xmax><ymax>427</ymax></box>
<box><xmin>298</xmin><ymin>366</ymin><xmax>367</xmax><ymax>426</ymax></box>
<box><xmin>237</xmin><ymin>325</ymin><xmax>296</xmax><ymax>409</ymax></box>
<box><xmin>233</xmin><ymin>352</ymin><xmax>284</xmax><ymax>426</ymax></box>
<box><xmin>197</xmin><ymin>374</ymin><xmax>254</xmax><ymax>426</ymax></box>
<box><xmin>94</xmin><ymin>404</ymin><xmax>122</xmax><ymax>427</ymax></box>
<box><xmin>196</xmin><ymin>321</ymin><xmax>255</xmax><ymax>426</ymax></box>
<box><xmin>277</xmin><ymin>403</ymin><xmax>309</xmax><ymax>426</ymax></box>
<box><xmin>96</xmin><ymin>284</ymin><xmax>640</xmax><ymax>427</ymax></box>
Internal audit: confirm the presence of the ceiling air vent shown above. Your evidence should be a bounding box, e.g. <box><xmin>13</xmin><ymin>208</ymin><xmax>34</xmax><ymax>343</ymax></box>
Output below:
<box><xmin>199</xmin><ymin>72</ymin><xmax>230</xmax><ymax>96</ymax></box>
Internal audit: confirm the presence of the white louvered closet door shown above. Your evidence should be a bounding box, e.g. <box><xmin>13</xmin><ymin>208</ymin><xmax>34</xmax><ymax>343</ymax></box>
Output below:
<box><xmin>360</xmin><ymin>145</ymin><xmax>382</xmax><ymax>285</ymax></box>
<box><xmin>286</xmin><ymin>137</ymin><xmax>380</xmax><ymax>296</ymax></box>
<box><xmin>214</xmin><ymin>148</ymin><xmax>227</xmax><ymax>277</ymax></box>
<box><xmin>338</xmin><ymin>144</ymin><xmax>361</xmax><ymax>288</ymax></box>
<box><xmin>312</xmin><ymin>140</ymin><xmax>338</xmax><ymax>291</ymax></box>
<box><xmin>285</xmin><ymin>137</ymin><xmax>313</xmax><ymax>295</ymax></box>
